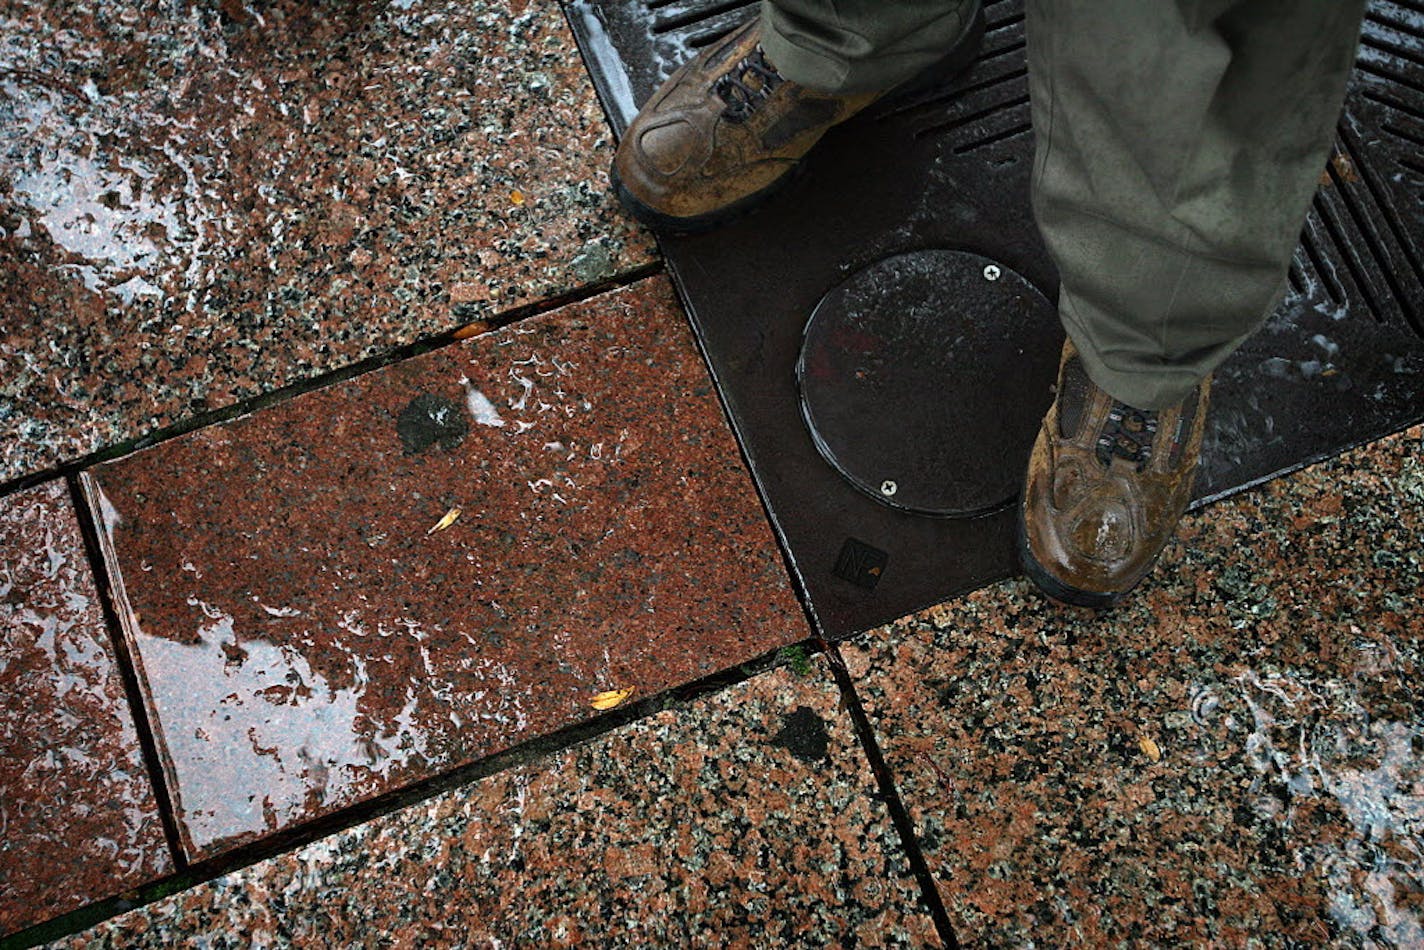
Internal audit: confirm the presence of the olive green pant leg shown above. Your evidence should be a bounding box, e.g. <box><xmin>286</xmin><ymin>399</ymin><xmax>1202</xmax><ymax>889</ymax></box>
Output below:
<box><xmin>760</xmin><ymin>0</ymin><xmax>980</xmax><ymax>93</ymax></box>
<box><xmin>1026</xmin><ymin>0</ymin><xmax>1365</xmax><ymax>409</ymax></box>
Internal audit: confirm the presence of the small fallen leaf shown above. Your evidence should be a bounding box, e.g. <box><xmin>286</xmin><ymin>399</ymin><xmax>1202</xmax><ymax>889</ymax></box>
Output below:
<box><xmin>591</xmin><ymin>687</ymin><xmax>634</xmax><ymax>710</ymax></box>
<box><xmin>1332</xmin><ymin>153</ymin><xmax>1359</xmax><ymax>183</ymax></box>
<box><xmin>510</xmin><ymin>189</ymin><xmax>526</xmax><ymax>206</ymax></box>
<box><xmin>427</xmin><ymin>507</ymin><xmax>462</xmax><ymax>535</ymax></box>
<box><xmin>1138</xmin><ymin>735</ymin><xmax>1161</xmax><ymax>762</ymax></box>
<box><xmin>453</xmin><ymin>320</ymin><xmax>490</xmax><ymax>340</ymax></box>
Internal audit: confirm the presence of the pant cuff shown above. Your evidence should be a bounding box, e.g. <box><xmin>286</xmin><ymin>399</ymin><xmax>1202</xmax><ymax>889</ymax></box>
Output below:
<box><xmin>1063</xmin><ymin>323</ymin><xmax>1227</xmax><ymax>411</ymax></box>
<box><xmin>759</xmin><ymin>1</ymin><xmax>976</xmax><ymax>95</ymax></box>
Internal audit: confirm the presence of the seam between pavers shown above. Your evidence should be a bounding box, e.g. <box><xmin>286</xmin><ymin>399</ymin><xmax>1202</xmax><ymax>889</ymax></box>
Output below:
<box><xmin>64</xmin><ymin>473</ymin><xmax>188</xmax><ymax>874</ymax></box>
<box><xmin>661</xmin><ymin>259</ymin><xmax>832</xmax><ymax>635</ymax></box>
<box><xmin>820</xmin><ymin>639</ymin><xmax>963</xmax><ymax>949</ymax></box>
<box><xmin>0</xmin><ymin>261</ymin><xmax>663</xmax><ymax>505</ymax></box>
<box><xmin>7</xmin><ymin>639</ymin><xmax>823</xmax><ymax>949</ymax></box>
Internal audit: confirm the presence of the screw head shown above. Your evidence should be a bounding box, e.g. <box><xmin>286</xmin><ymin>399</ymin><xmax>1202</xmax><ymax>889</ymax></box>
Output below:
<box><xmin>983</xmin><ymin>264</ymin><xmax>1001</xmax><ymax>281</ymax></box>
<box><xmin>880</xmin><ymin>480</ymin><xmax>898</xmax><ymax>497</ymax></box>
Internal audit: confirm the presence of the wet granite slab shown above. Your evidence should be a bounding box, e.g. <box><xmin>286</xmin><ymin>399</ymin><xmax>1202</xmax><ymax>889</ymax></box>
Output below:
<box><xmin>82</xmin><ymin>277</ymin><xmax>804</xmax><ymax>860</ymax></box>
<box><xmin>844</xmin><ymin>423</ymin><xmax>1424</xmax><ymax>946</ymax></box>
<box><xmin>59</xmin><ymin>661</ymin><xmax>938</xmax><ymax>948</ymax></box>
<box><xmin>0</xmin><ymin>0</ymin><xmax>654</xmax><ymax>484</ymax></box>
<box><xmin>0</xmin><ymin>480</ymin><xmax>172</xmax><ymax>937</ymax></box>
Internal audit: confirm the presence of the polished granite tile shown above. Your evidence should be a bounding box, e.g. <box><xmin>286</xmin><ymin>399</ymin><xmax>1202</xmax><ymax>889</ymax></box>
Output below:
<box><xmin>59</xmin><ymin>661</ymin><xmax>939</xmax><ymax>948</ymax></box>
<box><xmin>0</xmin><ymin>480</ymin><xmax>172</xmax><ymax>937</ymax></box>
<box><xmin>0</xmin><ymin>0</ymin><xmax>654</xmax><ymax>484</ymax></box>
<box><xmin>844</xmin><ymin>424</ymin><xmax>1424</xmax><ymax>947</ymax></box>
<box><xmin>83</xmin><ymin>277</ymin><xmax>804</xmax><ymax>860</ymax></box>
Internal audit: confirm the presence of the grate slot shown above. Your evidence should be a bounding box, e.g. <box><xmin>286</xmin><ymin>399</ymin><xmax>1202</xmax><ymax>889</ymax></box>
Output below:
<box><xmin>1360</xmin><ymin>88</ymin><xmax>1424</xmax><ymax>121</ymax></box>
<box><xmin>985</xmin><ymin>11</ymin><xmax>1025</xmax><ymax>34</ymax></box>
<box><xmin>888</xmin><ymin>65</ymin><xmax>1029</xmax><ymax>124</ymax></box>
<box><xmin>688</xmin><ymin>22</ymin><xmax>740</xmax><ymax>47</ymax></box>
<box><xmin>1300</xmin><ymin>224</ymin><xmax>1345</xmax><ymax>307</ymax></box>
<box><xmin>1367</xmin><ymin>8</ymin><xmax>1424</xmax><ymax>44</ymax></box>
<box><xmin>979</xmin><ymin>37</ymin><xmax>1028</xmax><ymax>64</ymax></box>
<box><xmin>1313</xmin><ymin>190</ymin><xmax>1387</xmax><ymax>321</ymax></box>
<box><xmin>1361</xmin><ymin>32</ymin><xmax>1424</xmax><ymax>71</ymax></box>
<box><xmin>650</xmin><ymin>0</ymin><xmax>755</xmax><ymax>35</ymax></box>
<box><xmin>952</xmin><ymin>119</ymin><xmax>1032</xmax><ymax>154</ymax></box>
<box><xmin>913</xmin><ymin>92</ymin><xmax>1030</xmax><ymax>140</ymax></box>
<box><xmin>943</xmin><ymin>65</ymin><xmax>1029</xmax><ymax>104</ymax></box>
<box><xmin>1355</xmin><ymin>57</ymin><xmax>1418</xmax><ymax>88</ymax></box>
<box><xmin>1382</xmin><ymin>119</ymin><xmax>1424</xmax><ymax>147</ymax></box>
<box><xmin>1338</xmin><ymin>125</ymin><xmax>1424</xmax><ymax>334</ymax></box>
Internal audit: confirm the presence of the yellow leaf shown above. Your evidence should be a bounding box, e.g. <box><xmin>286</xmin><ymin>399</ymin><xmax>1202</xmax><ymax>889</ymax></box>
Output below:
<box><xmin>453</xmin><ymin>321</ymin><xmax>490</xmax><ymax>340</ymax></box>
<box><xmin>1138</xmin><ymin>735</ymin><xmax>1161</xmax><ymax>762</ymax></box>
<box><xmin>510</xmin><ymin>189</ymin><xmax>526</xmax><ymax>206</ymax></box>
<box><xmin>591</xmin><ymin>687</ymin><xmax>634</xmax><ymax>710</ymax></box>
<box><xmin>427</xmin><ymin>507</ymin><xmax>462</xmax><ymax>535</ymax></box>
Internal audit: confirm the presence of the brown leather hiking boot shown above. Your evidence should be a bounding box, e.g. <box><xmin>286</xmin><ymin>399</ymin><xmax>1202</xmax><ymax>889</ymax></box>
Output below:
<box><xmin>1018</xmin><ymin>340</ymin><xmax>1211</xmax><ymax>609</ymax></box>
<box><xmin>611</xmin><ymin>13</ymin><xmax>984</xmax><ymax>233</ymax></box>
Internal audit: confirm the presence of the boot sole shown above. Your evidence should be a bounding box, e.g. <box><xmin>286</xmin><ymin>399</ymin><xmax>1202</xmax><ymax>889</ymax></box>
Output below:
<box><xmin>610</xmin><ymin>158</ymin><xmax>806</xmax><ymax>237</ymax></box>
<box><xmin>1014</xmin><ymin>502</ymin><xmax>1132</xmax><ymax>611</ymax></box>
<box><xmin>611</xmin><ymin>7</ymin><xmax>988</xmax><ymax>235</ymax></box>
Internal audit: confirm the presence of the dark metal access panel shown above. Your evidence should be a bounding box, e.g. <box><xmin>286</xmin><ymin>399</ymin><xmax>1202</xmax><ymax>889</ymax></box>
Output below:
<box><xmin>566</xmin><ymin>0</ymin><xmax>1424</xmax><ymax>638</ymax></box>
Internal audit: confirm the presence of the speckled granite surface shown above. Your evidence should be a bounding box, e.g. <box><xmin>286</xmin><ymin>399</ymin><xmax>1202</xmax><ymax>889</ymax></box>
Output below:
<box><xmin>845</xmin><ymin>423</ymin><xmax>1424</xmax><ymax>947</ymax></box>
<box><xmin>0</xmin><ymin>0</ymin><xmax>653</xmax><ymax>483</ymax></box>
<box><xmin>0</xmin><ymin>480</ymin><xmax>172</xmax><ymax>937</ymax></box>
<box><xmin>83</xmin><ymin>277</ymin><xmax>805</xmax><ymax>860</ymax></box>
<box><xmin>58</xmin><ymin>661</ymin><xmax>939</xmax><ymax>948</ymax></box>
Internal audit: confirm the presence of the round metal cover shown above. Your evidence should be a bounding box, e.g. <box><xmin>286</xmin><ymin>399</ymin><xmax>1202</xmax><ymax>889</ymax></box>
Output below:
<box><xmin>796</xmin><ymin>250</ymin><xmax>1060</xmax><ymax>517</ymax></box>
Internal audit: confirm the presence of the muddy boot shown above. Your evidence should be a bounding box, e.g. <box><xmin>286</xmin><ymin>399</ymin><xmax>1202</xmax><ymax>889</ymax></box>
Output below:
<box><xmin>1018</xmin><ymin>340</ymin><xmax>1211</xmax><ymax>609</ymax></box>
<box><xmin>611</xmin><ymin>12</ymin><xmax>984</xmax><ymax>234</ymax></box>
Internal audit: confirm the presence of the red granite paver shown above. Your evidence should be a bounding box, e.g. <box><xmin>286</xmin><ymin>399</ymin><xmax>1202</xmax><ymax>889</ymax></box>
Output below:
<box><xmin>844</xmin><ymin>424</ymin><xmax>1424</xmax><ymax>946</ymax></box>
<box><xmin>83</xmin><ymin>277</ymin><xmax>806</xmax><ymax>860</ymax></box>
<box><xmin>0</xmin><ymin>0</ymin><xmax>654</xmax><ymax>484</ymax></box>
<box><xmin>0</xmin><ymin>480</ymin><xmax>172</xmax><ymax>937</ymax></box>
<box><xmin>60</xmin><ymin>660</ymin><xmax>940</xmax><ymax>948</ymax></box>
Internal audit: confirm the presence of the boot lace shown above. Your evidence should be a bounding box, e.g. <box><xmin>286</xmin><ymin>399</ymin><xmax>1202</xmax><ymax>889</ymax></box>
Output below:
<box><xmin>1095</xmin><ymin>402</ymin><xmax>1158</xmax><ymax>472</ymax></box>
<box><xmin>713</xmin><ymin>46</ymin><xmax>785</xmax><ymax>122</ymax></box>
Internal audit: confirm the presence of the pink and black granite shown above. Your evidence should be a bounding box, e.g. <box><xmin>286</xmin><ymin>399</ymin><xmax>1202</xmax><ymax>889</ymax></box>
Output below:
<box><xmin>0</xmin><ymin>480</ymin><xmax>172</xmax><ymax>937</ymax></box>
<box><xmin>0</xmin><ymin>0</ymin><xmax>654</xmax><ymax>483</ymax></box>
<box><xmin>83</xmin><ymin>278</ymin><xmax>805</xmax><ymax>860</ymax></box>
<box><xmin>844</xmin><ymin>424</ymin><xmax>1424</xmax><ymax>946</ymax></box>
<box><xmin>58</xmin><ymin>662</ymin><xmax>940</xmax><ymax>948</ymax></box>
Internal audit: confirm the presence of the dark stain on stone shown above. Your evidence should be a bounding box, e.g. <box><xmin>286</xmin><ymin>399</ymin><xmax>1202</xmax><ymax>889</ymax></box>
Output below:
<box><xmin>397</xmin><ymin>394</ymin><xmax>468</xmax><ymax>455</ymax></box>
<box><xmin>772</xmin><ymin>705</ymin><xmax>831</xmax><ymax>766</ymax></box>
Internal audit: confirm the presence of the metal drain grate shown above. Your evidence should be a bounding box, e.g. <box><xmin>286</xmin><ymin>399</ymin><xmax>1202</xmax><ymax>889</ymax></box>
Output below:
<box><xmin>565</xmin><ymin>0</ymin><xmax>1424</xmax><ymax>637</ymax></box>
